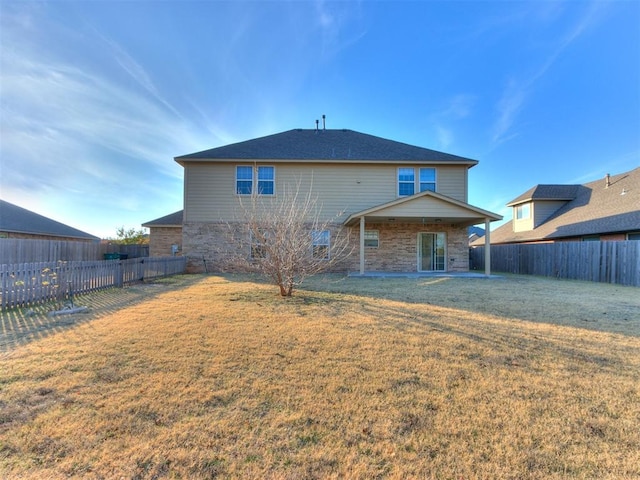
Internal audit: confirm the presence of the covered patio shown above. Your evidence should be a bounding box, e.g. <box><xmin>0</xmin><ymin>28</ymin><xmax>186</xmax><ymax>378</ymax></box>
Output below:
<box><xmin>343</xmin><ymin>190</ymin><xmax>502</xmax><ymax>277</ymax></box>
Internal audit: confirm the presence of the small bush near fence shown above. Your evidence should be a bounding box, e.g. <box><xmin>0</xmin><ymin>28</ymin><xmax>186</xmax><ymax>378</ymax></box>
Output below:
<box><xmin>0</xmin><ymin>257</ymin><xmax>186</xmax><ymax>310</ymax></box>
<box><xmin>470</xmin><ymin>240</ymin><xmax>640</xmax><ymax>287</ymax></box>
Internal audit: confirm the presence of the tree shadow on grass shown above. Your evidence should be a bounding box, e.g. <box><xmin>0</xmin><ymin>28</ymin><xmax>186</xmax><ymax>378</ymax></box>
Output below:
<box><xmin>297</xmin><ymin>274</ymin><xmax>640</xmax><ymax>338</ymax></box>
<box><xmin>0</xmin><ymin>274</ymin><xmax>207</xmax><ymax>355</ymax></box>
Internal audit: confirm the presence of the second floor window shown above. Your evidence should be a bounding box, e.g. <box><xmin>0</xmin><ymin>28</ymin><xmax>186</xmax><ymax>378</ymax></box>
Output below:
<box><xmin>398</xmin><ymin>168</ymin><xmax>415</xmax><ymax>196</ymax></box>
<box><xmin>398</xmin><ymin>167</ymin><xmax>437</xmax><ymax>196</ymax></box>
<box><xmin>515</xmin><ymin>203</ymin><xmax>531</xmax><ymax>220</ymax></box>
<box><xmin>236</xmin><ymin>165</ymin><xmax>275</xmax><ymax>195</ymax></box>
<box><xmin>419</xmin><ymin>168</ymin><xmax>436</xmax><ymax>192</ymax></box>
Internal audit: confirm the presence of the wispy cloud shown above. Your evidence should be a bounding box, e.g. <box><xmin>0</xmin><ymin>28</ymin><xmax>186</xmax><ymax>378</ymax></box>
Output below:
<box><xmin>313</xmin><ymin>0</ymin><xmax>366</xmax><ymax>59</ymax></box>
<box><xmin>429</xmin><ymin>94</ymin><xmax>476</xmax><ymax>150</ymax></box>
<box><xmin>492</xmin><ymin>1</ymin><xmax>606</xmax><ymax>145</ymax></box>
<box><xmin>0</xmin><ymin>5</ymin><xmax>212</xmax><ymax>235</ymax></box>
<box><xmin>92</xmin><ymin>29</ymin><xmax>184</xmax><ymax>120</ymax></box>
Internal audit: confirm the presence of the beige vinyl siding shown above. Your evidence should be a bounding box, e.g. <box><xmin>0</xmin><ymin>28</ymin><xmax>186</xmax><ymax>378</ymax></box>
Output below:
<box><xmin>435</xmin><ymin>165</ymin><xmax>468</xmax><ymax>202</ymax></box>
<box><xmin>533</xmin><ymin>200</ymin><xmax>568</xmax><ymax>228</ymax></box>
<box><xmin>371</xmin><ymin>196</ymin><xmax>480</xmax><ymax>219</ymax></box>
<box><xmin>513</xmin><ymin>204</ymin><xmax>534</xmax><ymax>232</ymax></box>
<box><xmin>184</xmin><ymin>162</ymin><xmax>470</xmax><ymax>222</ymax></box>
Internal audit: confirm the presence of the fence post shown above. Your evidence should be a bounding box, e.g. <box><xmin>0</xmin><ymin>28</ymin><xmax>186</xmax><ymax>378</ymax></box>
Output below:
<box><xmin>1</xmin><ymin>264</ymin><xmax>6</xmax><ymax>310</ymax></box>
<box><xmin>116</xmin><ymin>260</ymin><xmax>123</xmax><ymax>288</ymax></box>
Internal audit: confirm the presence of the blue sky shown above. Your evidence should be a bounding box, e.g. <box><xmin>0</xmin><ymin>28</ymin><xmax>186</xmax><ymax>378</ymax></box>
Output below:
<box><xmin>1</xmin><ymin>0</ymin><xmax>639</xmax><ymax>238</ymax></box>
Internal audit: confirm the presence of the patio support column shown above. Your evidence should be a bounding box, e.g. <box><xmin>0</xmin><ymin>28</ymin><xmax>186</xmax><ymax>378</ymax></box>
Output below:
<box><xmin>484</xmin><ymin>217</ymin><xmax>491</xmax><ymax>277</ymax></box>
<box><xmin>359</xmin><ymin>216</ymin><xmax>365</xmax><ymax>275</ymax></box>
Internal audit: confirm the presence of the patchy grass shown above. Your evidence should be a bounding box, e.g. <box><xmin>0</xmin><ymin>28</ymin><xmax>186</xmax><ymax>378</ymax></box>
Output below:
<box><xmin>0</xmin><ymin>274</ymin><xmax>639</xmax><ymax>479</ymax></box>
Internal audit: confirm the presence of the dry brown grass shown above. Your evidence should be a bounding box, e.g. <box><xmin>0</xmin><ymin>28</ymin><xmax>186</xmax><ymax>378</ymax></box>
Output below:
<box><xmin>1</xmin><ymin>274</ymin><xmax>639</xmax><ymax>479</ymax></box>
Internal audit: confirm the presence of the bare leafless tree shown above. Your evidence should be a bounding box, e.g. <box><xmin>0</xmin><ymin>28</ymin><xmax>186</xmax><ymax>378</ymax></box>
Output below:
<box><xmin>221</xmin><ymin>178</ymin><xmax>353</xmax><ymax>296</ymax></box>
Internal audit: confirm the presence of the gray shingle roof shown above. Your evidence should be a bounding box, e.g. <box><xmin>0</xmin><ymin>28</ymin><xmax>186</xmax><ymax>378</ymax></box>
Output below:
<box><xmin>507</xmin><ymin>184</ymin><xmax>580</xmax><ymax>206</ymax></box>
<box><xmin>142</xmin><ymin>210</ymin><xmax>183</xmax><ymax>227</ymax></box>
<box><xmin>0</xmin><ymin>200</ymin><xmax>100</xmax><ymax>240</ymax></box>
<box><xmin>475</xmin><ymin>167</ymin><xmax>640</xmax><ymax>245</ymax></box>
<box><xmin>175</xmin><ymin>129</ymin><xmax>478</xmax><ymax>165</ymax></box>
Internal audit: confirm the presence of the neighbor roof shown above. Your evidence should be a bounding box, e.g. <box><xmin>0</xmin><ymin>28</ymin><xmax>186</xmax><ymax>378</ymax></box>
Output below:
<box><xmin>506</xmin><ymin>184</ymin><xmax>580</xmax><ymax>206</ymax></box>
<box><xmin>475</xmin><ymin>167</ymin><xmax>640</xmax><ymax>245</ymax></box>
<box><xmin>142</xmin><ymin>210</ymin><xmax>184</xmax><ymax>227</ymax></box>
<box><xmin>0</xmin><ymin>200</ymin><xmax>100</xmax><ymax>240</ymax></box>
<box><xmin>175</xmin><ymin>129</ymin><xmax>479</xmax><ymax>166</ymax></box>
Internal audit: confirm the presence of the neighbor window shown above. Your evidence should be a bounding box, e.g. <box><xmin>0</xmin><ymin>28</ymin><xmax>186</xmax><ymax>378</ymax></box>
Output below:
<box><xmin>364</xmin><ymin>230</ymin><xmax>379</xmax><ymax>248</ymax></box>
<box><xmin>419</xmin><ymin>168</ymin><xmax>436</xmax><ymax>192</ymax></box>
<box><xmin>312</xmin><ymin>230</ymin><xmax>330</xmax><ymax>259</ymax></box>
<box><xmin>628</xmin><ymin>232</ymin><xmax>640</xmax><ymax>241</ymax></box>
<box><xmin>398</xmin><ymin>168</ymin><xmax>415</xmax><ymax>196</ymax></box>
<box><xmin>582</xmin><ymin>235</ymin><xmax>600</xmax><ymax>242</ymax></box>
<box><xmin>515</xmin><ymin>203</ymin><xmax>531</xmax><ymax>220</ymax></box>
<box><xmin>236</xmin><ymin>165</ymin><xmax>275</xmax><ymax>195</ymax></box>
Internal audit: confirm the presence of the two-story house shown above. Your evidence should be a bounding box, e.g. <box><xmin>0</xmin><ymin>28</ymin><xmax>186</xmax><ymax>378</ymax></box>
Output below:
<box><xmin>174</xmin><ymin>128</ymin><xmax>502</xmax><ymax>275</ymax></box>
<box><xmin>472</xmin><ymin>167</ymin><xmax>640</xmax><ymax>246</ymax></box>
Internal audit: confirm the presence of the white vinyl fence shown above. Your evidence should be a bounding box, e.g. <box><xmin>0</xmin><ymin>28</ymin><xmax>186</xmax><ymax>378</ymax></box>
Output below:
<box><xmin>1</xmin><ymin>256</ymin><xmax>187</xmax><ymax>309</ymax></box>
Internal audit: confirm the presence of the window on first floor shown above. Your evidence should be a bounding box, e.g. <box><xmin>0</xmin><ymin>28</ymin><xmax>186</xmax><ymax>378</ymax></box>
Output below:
<box><xmin>628</xmin><ymin>232</ymin><xmax>640</xmax><ymax>241</ymax></box>
<box><xmin>312</xmin><ymin>230</ymin><xmax>330</xmax><ymax>259</ymax></box>
<box><xmin>250</xmin><ymin>229</ymin><xmax>269</xmax><ymax>258</ymax></box>
<box><xmin>582</xmin><ymin>235</ymin><xmax>600</xmax><ymax>241</ymax></box>
<box><xmin>236</xmin><ymin>165</ymin><xmax>275</xmax><ymax>195</ymax></box>
<box><xmin>364</xmin><ymin>230</ymin><xmax>379</xmax><ymax>248</ymax></box>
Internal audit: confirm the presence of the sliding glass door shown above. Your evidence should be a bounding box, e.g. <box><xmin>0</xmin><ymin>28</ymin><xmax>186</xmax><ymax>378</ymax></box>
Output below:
<box><xmin>418</xmin><ymin>233</ymin><xmax>446</xmax><ymax>271</ymax></box>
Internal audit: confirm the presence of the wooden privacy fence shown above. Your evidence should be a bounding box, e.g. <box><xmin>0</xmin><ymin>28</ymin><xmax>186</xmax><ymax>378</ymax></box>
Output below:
<box><xmin>1</xmin><ymin>256</ymin><xmax>187</xmax><ymax>310</ymax></box>
<box><xmin>470</xmin><ymin>241</ymin><xmax>640</xmax><ymax>287</ymax></box>
<box><xmin>0</xmin><ymin>239</ymin><xmax>149</xmax><ymax>264</ymax></box>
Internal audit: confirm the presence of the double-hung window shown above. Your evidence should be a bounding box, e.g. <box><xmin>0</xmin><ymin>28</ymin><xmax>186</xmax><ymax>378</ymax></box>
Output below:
<box><xmin>312</xmin><ymin>230</ymin><xmax>330</xmax><ymax>260</ymax></box>
<box><xmin>419</xmin><ymin>168</ymin><xmax>436</xmax><ymax>192</ymax></box>
<box><xmin>236</xmin><ymin>165</ymin><xmax>275</xmax><ymax>195</ymax></box>
<box><xmin>364</xmin><ymin>230</ymin><xmax>379</xmax><ymax>248</ymax></box>
<box><xmin>515</xmin><ymin>203</ymin><xmax>531</xmax><ymax>220</ymax></box>
<box><xmin>398</xmin><ymin>168</ymin><xmax>415</xmax><ymax>196</ymax></box>
<box><xmin>398</xmin><ymin>167</ymin><xmax>437</xmax><ymax>196</ymax></box>
<box><xmin>236</xmin><ymin>166</ymin><xmax>253</xmax><ymax>195</ymax></box>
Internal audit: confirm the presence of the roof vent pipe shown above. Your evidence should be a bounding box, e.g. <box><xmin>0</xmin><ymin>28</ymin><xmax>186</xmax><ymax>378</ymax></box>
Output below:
<box><xmin>605</xmin><ymin>173</ymin><xmax>610</xmax><ymax>188</ymax></box>
<box><xmin>322</xmin><ymin>114</ymin><xmax>326</xmax><ymax>130</ymax></box>
<box><xmin>315</xmin><ymin>119</ymin><xmax>319</xmax><ymax>131</ymax></box>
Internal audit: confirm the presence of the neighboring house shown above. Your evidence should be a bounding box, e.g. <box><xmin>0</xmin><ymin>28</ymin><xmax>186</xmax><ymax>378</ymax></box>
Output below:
<box><xmin>0</xmin><ymin>199</ymin><xmax>100</xmax><ymax>242</ymax></box>
<box><xmin>175</xmin><ymin>128</ymin><xmax>502</xmax><ymax>274</ymax></box>
<box><xmin>142</xmin><ymin>210</ymin><xmax>183</xmax><ymax>257</ymax></box>
<box><xmin>468</xmin><ymin>226</ymin><xmax>485</xmax><ymax>245</ymax></box>
<box><xmin>472</xmin><ymin>167</ymin><xmax>640</xmax><ymax>246</ymax></box>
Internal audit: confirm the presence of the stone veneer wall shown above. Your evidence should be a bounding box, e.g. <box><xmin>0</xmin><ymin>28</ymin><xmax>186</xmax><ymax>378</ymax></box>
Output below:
<box><xmin>184</xmin><ymin>221</ymin><xmax>469</xmax><ymax>273</ymax></box>
<box><xmin>148</xmin><ymin>227</ymin><xmax>183</xmax><ymax>257</ymax></box>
